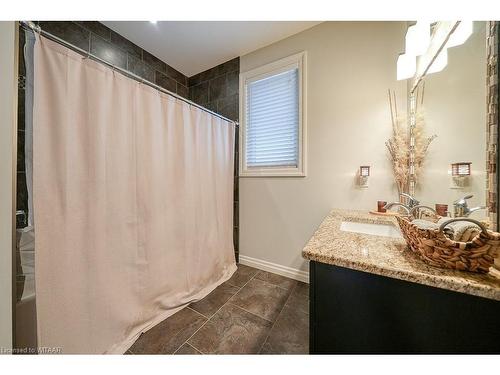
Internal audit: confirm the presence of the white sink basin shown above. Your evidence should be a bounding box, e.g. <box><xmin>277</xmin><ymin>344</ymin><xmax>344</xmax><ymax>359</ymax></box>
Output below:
<box><xmin>340</xmin><ymin>220</ymin><xmax>402</xmax><ymax>239</ymax></box>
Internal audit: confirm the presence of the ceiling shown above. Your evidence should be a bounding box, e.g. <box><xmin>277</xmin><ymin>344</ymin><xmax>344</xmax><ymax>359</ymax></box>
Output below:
<box><xmin>102</xmin><ymin>21</ymin><xmax>321</xmax><ymax>77</ymax></box>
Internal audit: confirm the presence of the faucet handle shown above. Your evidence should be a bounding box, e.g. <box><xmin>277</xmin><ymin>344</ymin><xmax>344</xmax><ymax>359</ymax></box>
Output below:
<box><xmin>454</xmin><ymin>194</ymin><xmax>473</xmax><ymax>205</ymax></box>
<box><xmin>399</xmin><ymin>192</ymin><xmax>419</xmax><ymax>207</ymax></box>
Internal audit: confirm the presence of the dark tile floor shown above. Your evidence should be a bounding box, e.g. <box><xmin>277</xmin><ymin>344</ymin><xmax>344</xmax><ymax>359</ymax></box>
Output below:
<box><xmin>126</xmin><ymin>264</ymin><xmax>309</xmax><ymax>354</ymax></box>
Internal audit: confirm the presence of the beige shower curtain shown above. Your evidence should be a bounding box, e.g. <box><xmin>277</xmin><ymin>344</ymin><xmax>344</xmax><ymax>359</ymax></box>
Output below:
<box><xmin>33</xmin><ymin>35</ymin><xmax>236</xmax><ymax>354</ymax></box>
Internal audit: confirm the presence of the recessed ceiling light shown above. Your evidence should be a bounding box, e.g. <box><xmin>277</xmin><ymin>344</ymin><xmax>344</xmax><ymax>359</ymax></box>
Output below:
<box><xmin>150</xmin><ymin>21</ymin><xmax>157</xmax><ymax>24</ymax></box>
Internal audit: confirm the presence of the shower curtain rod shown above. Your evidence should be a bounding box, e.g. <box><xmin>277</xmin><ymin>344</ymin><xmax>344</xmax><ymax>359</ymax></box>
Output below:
<box><xmin>19</xmin><ymin>21</ymin><xmax>239</xmax><ymax>126</ymax></box>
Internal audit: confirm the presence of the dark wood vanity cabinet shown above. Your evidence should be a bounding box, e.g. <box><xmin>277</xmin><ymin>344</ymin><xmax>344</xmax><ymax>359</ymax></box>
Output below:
<box><xmin>309</xmin><ymin>261</ymin><xmax>500</xmax><ymax>354</ymax></box>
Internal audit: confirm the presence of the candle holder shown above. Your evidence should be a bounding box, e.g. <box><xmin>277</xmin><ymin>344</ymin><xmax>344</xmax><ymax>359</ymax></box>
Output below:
<box><xmin>378</xmin><ymin>201</ymin><xmax>387</xmax><ymax>213</ymax></box>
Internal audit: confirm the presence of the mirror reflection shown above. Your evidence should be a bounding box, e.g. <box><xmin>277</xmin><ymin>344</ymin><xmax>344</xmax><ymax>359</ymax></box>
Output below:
<box><xmin>415</xmin><ymin>21</ymin><xmax>487</xmax><ymax>218</ymax></box>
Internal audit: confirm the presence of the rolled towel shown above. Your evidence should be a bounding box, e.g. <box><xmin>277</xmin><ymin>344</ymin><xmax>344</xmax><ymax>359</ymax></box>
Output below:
<box><xmin>412</xmin><ymin>218</ymin><xmax>455</xmax><ymax>238</ymax></box>
<box><xmin>412</xmin><ymin>219</ymin><xmax>439</xmax><ymax>230</ymax></box>
<box><xmin>437</xmin><ymin>217</ymin><xmax>481</xmax><ymax>242</ymax></box>
<box><xmin>460</xmin><ymin>227</ymin><xmax>480</xmax><ymax>242</ymax></box>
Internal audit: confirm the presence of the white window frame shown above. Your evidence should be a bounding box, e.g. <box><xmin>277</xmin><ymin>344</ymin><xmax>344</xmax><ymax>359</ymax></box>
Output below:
<box><xmin>239</xmin><ymin>51</ymin><xmax>307</xmax><ymax>177</ymax></box>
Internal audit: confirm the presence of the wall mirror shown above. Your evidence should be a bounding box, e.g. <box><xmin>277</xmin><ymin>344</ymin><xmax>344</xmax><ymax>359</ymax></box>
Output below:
<box><xmin>397</xmin><ymin>21</ymin><xmax>498</xmax><ymax>230</ymax></box>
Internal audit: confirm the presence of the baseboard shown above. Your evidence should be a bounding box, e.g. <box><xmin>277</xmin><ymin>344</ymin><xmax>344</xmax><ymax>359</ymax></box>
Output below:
<box><xmin>239</xmin><ymin>255</ymin><xmax>309</xmax><ymax>283</ymax></box>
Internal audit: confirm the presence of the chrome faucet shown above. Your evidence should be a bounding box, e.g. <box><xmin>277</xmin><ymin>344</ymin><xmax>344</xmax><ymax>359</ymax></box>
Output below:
<box><xmin>453</xmin><ymin>195</ymin><xmax>486</xmax><ymax>217</ymax></box>
<box><xmin>384</xmin><ymin>202</ymin><xmax>411</xmax><ymax>215</ymax></box>
<box><xmin>399</xmin><ymin>192</ymin><xmax>420</xmax><ymax>210</ymax></box>
<box><xmin>384</xmin><ymin>193</ymin><xmax>422</xmax><ymax>215</ymax></box>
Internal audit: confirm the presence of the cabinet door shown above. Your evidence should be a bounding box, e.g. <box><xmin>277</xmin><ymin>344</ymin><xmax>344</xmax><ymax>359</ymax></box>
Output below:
<box><xmin>310</xmin><ymin>261</ymin><xmax>500</xmax><ymax>354</ymax></box>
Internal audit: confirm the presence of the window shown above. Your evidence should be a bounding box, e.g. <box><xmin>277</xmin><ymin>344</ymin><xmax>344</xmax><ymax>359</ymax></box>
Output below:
<box><xmin>239</xmin><ymin>52</ymin><xmax>306</xmax><ymax>176</ymax></box>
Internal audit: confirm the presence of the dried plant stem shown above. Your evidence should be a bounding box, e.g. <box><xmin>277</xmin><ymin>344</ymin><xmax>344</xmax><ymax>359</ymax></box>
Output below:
<box><xmin>385</xmin><ymin>88</ymin><xmax>436</xmax><ymax>193</ymax></box>
<box><xmin>393</xmin><ymin>91</ymin><xmax>398</xmax><ymax>120</ymax></box>
<box><xmin>388</xmin><ymin>89</ymin><xmax>395</xmax><ymax>129</ymax></box>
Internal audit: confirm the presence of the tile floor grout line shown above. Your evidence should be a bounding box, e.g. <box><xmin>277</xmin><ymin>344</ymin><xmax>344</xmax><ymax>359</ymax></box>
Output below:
<box><xmin>254</xmin><ymin>272</ymin><xmax>298</xmax><ymax>292</ymax></box>
<box><xmin>127</xmin><ymin>266</ymin><xmax>304</xmax><ymax>355</ymax></box>
<box><xmin>186</xmin><ymin>343</ymin><xmax>202</xmax><ymax>354</ymax></box>
<box><xmin>224</xmin><ymin>266</ymin><xmax>257</xmax><ymax>289</ymax></box>
<box><xmin>257</xmin><ymin>281</ymin><xmax>299</xmax><ymax>354</ymax></box>
<box><xmin>224</xmin><ymin>268</ymin><xmax>259</xmax><ymax>306</ymax></box>
<box><xmin>227</xmin><ymin>271</ymin><xmax>296</xmax><ymax>324</ymax></box>
<box><xmin>173</xmin><ymin>342</ymin><xmax>202</xmax><ymax>355</ymax></box>
<box><xmin>128</xmin><ymin>267</ymin><xmax>306</xmax><ymax>355</ymax></box>
<box><xmin>224</xmin><ymin>269</ymin><xmax>296</xmax><ymax>329</ymax></box>
<box><xmin>225</xmin><ymin>302</ymin><xmax>274</xmax><ymax>324</ymax></box>
<box><xmin>175</xmin><ymin>266</ymin><xmax>260</xmax><ymax>354</ymax></box>
<box><xmin>252</xmin><ymin>277</ymin><xmax>294</xmax><ymax>292</ymax></box>
<box><xmin>187</xmin><ymin>306</ymin><xmax>210</xmax><ymax>320</ymax></box>
<box><xmin>190</xmin><ymin>266</ymin><xmax>258</xmax><ymax>321</ymax></box>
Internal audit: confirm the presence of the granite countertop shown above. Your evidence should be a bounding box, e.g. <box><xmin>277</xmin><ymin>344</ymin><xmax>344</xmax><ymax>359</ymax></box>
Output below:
<box><xmin>302</xmin><ymin>209</ymin><xmax>500</xmax><ymax>301</ymax></box>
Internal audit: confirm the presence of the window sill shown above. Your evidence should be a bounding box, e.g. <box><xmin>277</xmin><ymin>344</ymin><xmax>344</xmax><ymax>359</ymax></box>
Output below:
<box><xmin>239</xmin><ymin>168</ymin><xmax>306</xmax><ymax>177</ymax></box>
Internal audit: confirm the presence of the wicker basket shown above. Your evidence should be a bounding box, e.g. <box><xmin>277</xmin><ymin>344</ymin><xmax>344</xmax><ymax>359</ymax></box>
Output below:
<box><xmin>396</xmin><ymin>216</ymin><xmax>500</xmax><ymax>273</ymax></box>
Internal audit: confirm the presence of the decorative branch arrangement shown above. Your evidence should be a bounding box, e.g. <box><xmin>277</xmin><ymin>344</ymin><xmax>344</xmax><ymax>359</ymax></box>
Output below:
<box><xmin>413</xmin><ymin>109</ymin><xmax>437</xmax><ymax>181</ymax></box>
<box><xmin>386</xmin><ymin>90</ymin><xmax>409</xmax><ymax>194</ymax></box>
<box><xmin>385</xmin><ymin>87</ymin><xmax>436</xmax><ymax>194</ymax></box>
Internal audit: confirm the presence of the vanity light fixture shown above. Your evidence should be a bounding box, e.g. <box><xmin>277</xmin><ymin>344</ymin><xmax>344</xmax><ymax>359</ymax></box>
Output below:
<box><xmin>450</xmin><ymin>162</ymin><xmax>471</xmax><ymax>189</ymax></box>
<box><xmin>452</xmin><ymin>162</ymin><xmax>471</xmax><ymax>176</ymax></box>
<box><xmin>446</xmin><ymin>21</ymin><xmax>473</xmax><ymax>48</ymax></box>
<box><xmin>359</xmin><ymin>166</ymin><xmax>370</xmax><ymax>188</ymax></box>
<box><xmin>397</xmin><ymin>22</ymin><xmax>431</xmax><ymax>81</ymax></box>
<box><xmin>405</xmin><ymin>22</ymin><xmax>431</xmax><ymax>57</ymax></box>
<box><xmin>397</xmin><ymin>53</ymin><xmax>416</xmax><ymax>80</ymax></box>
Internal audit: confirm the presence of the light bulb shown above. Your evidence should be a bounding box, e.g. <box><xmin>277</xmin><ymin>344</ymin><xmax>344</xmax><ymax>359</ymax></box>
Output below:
<box><xmin>405</xmin><ymin>22</ymin><xmax>430</xmax><ymax>57</ymax></box>
<box><xmin>446</xmin><ymin>21</ymin><xmax>473</xmax><ymax>48</ymax></box>
<box><xmin>397</xmin><ymin>53</ymin><xmax>416</xmax><ymax>80</ymax></box>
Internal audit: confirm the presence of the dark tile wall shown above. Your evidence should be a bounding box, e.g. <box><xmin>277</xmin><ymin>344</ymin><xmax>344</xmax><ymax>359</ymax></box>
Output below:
<box><xmin>16</xmin><ymin>28</ymin><xmax>27</xmax><ymax>228</ymax></box>
<box><xmin>188</xmin><ymin>57</ymin><xmax>239</xmax><ymax>121</ymax></box>
<box><xmin>188</xmin><ymin>58</ymin><xmax>240</xmax><ymax>261</ymax></box>
<box><xmin>37</xmin><ymin>22</ymin><xmax>189</xmax><ymax>95</ymax></box>
<box><xmin>16</xmin><ymin>21</ymin><xmax>190</xmax><ymax>227</ymax></box>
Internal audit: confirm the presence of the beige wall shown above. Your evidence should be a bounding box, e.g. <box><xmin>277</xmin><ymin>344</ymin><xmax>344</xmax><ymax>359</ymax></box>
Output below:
<box><xmin>239</xmin><ymin>22</ymin><xmax>407</xmax><ymax>275</ymax></box>
<box><xmin>417</xmin><ymin>21</ymin><xmax>487</xmax><ymax>216</ymax></box>
<box><xmin>0</xmin><ymin>21</ymin><xmax>17</xmax><ymax>350</ymax></box>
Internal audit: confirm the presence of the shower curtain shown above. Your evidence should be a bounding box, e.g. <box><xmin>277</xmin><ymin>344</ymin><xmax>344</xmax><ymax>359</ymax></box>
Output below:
<box><xmin>33</xmin><ymin>35</ymin><xmax>236</xmax><ymax>354</ymax></box>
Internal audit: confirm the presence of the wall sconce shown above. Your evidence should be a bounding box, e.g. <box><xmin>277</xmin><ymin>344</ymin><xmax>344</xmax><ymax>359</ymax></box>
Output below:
<box><xmin>450</xmin><ymin>162</ymin><xmax>471</xmax><ymax>189</ymax></box>
<box><xmin>397</xmin><ymin>21</ymin><xmax>471</xmax><ymax>82</ymax></box>
<box><xmin>359</xmin><ymin>166</ymin><xmax>370</xmax><ymax>188</ymax></box>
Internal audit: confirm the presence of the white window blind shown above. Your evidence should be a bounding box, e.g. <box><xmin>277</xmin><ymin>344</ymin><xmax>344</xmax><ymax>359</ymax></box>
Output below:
<box><xmin>245</xmin><ymin>67</ymin><xmax>299</xmax><ymax>168</ymax></box>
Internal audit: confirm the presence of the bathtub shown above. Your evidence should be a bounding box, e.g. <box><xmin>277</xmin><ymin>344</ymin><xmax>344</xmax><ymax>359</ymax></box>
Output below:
<box><xmin>15</xmin><ymin>226</ymin><xmax>37</xmax><ymax>351</ymax></box>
